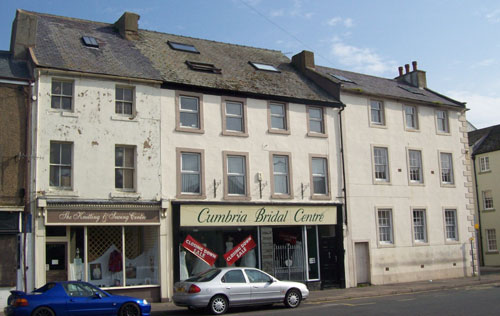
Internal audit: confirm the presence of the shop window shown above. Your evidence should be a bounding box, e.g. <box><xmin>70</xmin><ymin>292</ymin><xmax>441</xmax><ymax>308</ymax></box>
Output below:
<box><xmin>272</xmin><ymin>226</ymin><xmax>305</xmax><ymax>281</ymax></box>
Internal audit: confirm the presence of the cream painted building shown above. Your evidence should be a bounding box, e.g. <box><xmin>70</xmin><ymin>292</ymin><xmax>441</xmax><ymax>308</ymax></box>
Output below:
<box><xmin>293</xmin><ymin>51</ymin><xmax>474</xmax><ymax>287</ymax></box>
<box><xmin>470</xmin><ymin>124</ymin><xmax>500</xmax><ymax>266</ymax></box>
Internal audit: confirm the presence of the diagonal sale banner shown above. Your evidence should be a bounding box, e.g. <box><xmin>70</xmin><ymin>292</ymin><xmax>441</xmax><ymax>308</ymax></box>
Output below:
<box><xmin>182</xmin><ymin>235</ymin><xmax>218</xmax><ymax>266</ymax></box>
<box><xmin>223</xmin><ymin>235</ymin><xmax>256</xmax><ymax>266</ymax></box>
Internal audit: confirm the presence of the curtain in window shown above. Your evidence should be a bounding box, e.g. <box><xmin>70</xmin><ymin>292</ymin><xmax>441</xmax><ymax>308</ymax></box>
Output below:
<box><xmin>228</xmin><ymin>156</ymin><xmax>245</xmax><ymax>195</ymax></box>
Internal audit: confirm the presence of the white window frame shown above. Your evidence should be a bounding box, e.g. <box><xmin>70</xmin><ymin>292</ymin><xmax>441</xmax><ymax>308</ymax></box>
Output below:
<box><xmin>307</xmin><ymin>106</ymin><xmax>327</xmax><ymax>136</ymax></box>
<box><xmin>372</xmin><ymin>146</ymin><xmax>390</xmax><ymax>183</ymax></box>
<box><xmin>310</xmin><ymin>156</ymin><xmax>330</xmax><ymax>199</ymax></box>
<box><xmin>115</xmin><ymin>86</ymin><xmax>134</xmax><ymax>116</ymax></box>
<box><xmin>412</xmin><ymin>209</ymin><xmax>427</xmax><ymax>243</ymax></box>
<box><xmin>270</xmin><ymin>152</ymin><xmax>293</xmax><ymax>198</ymax></box>
<box><xmin>223</xmin><ymin>152</ymin><xmax>250</xmax><ymax>200</ymax></box>
<box><xmin>51</xmin><ymin>79</ymin><xmax>73</xmax><ymax>111</ymax></box>
<box><xmin>222</xmin><ymin>97</ymin><xmax>248</xmax><ymax>136</ymax></box>
<box><xmin>176</xmin><ymin>148</ymin><xmax>205</xmax><ymax>199</ymax></box>
<box><xmin>370</xmin><ymin>100</ymin><xmax>385</xmax><ymax>126</ymax></box>
<box><xmin>483</xmin><ymin>190</ymin><xmax>494</xmax><ymax>210</ymax></box>
<box><xmin>49</xmin><ymin>142</ymin><xmax>73</xmax><ymax>189</ymax></box>
<box><xmin>268</xmin><ymin>102</ymin><xmax>289</xmax><ymax>133</ymax></box>
<box><xmin>377</xmin><ymin>208</ymin><xmax>394</xmax><ymax>245</ymax></box>
<box><xmin>115</xmin><ymin>146</ymin><xmax>135</xmax><ymax>191</ymax></box>
<box><xmin>408</xmin><ymin>149</ymin><xmax>424</xmax><ymax>184</ymax></box>
<box><xmin>444</xmin><ymin>209</ymin><xmax>458</xmax><ymax>242</ymax></box>
<box><xmin>486</xmin><ymin>229</ymin><xmax>498</xmax><ymax>252</ymax></box>
<box><xmin>436</xmin><ymin>110</ymin><xmax>449</xmax><ymax>134</ymax></box>
<box><xmin>439</xmin><ymin>152</ymin><xmax>455</xmax><ymax>186</ymax></box>
<box><xmin>404</xmin><ymin>105</ymin><xmax>418</xmax><ymax>130</ymax></box>
<box><xmin>175</xmin><ymin>92</ymin><xmax>204</xmax><ymax>134</ymax></box>
<box><xmin>479</xmin><ymin>156</ymin><xmax>490</xmax><ymax>172</ymax></box>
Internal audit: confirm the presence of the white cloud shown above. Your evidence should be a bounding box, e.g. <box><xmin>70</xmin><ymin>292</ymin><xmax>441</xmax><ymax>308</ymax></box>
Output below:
<box><xmin>471</xmin><ymin>58</ymin><xmax>495</xmax><ymax>68</ymax></box>
<box><xmin>485</xmin><ymin>9</ymin><xmax>500</xmax><ymax>23</ymax></box>
<box><xmin>446</xmin><ymin>91</ymin><xmax>500</xmax><ymax>128</ymax></box>
<box><xmin>270</xmin><ymin>9</ymin><xmax>285</xmax><ymax>17</ymax></box>
<box><xmin>326</xmin><ymin>16</ymin><xmax>354</xmax><ymax>28</ymax></box>
<box><xmin>329</xmin><ymin>40</ymin><xmax>397</xmax><ymax>75</ymax></box>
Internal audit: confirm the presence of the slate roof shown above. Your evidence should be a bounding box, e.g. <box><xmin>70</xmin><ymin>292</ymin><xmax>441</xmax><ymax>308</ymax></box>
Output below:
<box><xmin>0</xmin><ymin>50</ymin><xmax>31</xmax><ymax>80</ymax></box>
<box><xmin>29</xmin><ymin>11</ymin><xmax>162</xmax><ymax>81</ymax></box>
<box><xmin>469</xmin><ymin>124</ymin><xmax>500</xmax><ymax>155</ymax></box>
<box><xmin>26</xmin><ymin>11</ymin><xmax>340</xmax><ymax>106</ymax></box>
<box><xmin>315</xmin><ymin>66</ymin><xmax>465</xmax><ymax>108</ymax></box>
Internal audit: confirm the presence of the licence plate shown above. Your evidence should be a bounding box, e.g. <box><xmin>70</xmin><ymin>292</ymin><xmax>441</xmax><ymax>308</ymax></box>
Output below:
<box><xmin>176</xmin><ymin>287</ymin><xmax>185</xmax><ymax>293</ymax></box>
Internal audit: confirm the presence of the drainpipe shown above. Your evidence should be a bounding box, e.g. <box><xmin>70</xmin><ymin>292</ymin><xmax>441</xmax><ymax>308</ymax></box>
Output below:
<box><xmin>471</xmin><ymin>155</ymin><xmax>484</xmax><ymax>266</ymax></box>
<box><xmin>338</xmin><ymin>104</ymin><xmax>347</xmax><ymax>227</ymax></box>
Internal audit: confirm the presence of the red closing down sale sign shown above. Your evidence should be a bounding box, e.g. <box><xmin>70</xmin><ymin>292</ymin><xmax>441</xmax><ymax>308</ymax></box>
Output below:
<box><xmin>182</xmin><ymin>235</ymin><xmax>218</xmax><ymax>266</ymax></box>
<box><xmin>223</xmin><ymin>235</ymin><xmax>256</xmax><ymax>266</ymax></box>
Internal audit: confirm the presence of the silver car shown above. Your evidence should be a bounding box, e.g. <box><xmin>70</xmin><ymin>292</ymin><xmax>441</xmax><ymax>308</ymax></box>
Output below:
<box><xmin>173</xmin><ymin>267</ymin><xmax>309</xmax><ymax>315</ymax></box>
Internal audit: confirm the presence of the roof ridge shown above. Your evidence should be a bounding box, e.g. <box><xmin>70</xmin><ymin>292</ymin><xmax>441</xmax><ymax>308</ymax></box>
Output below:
<box><xmin>316</xmin><ymin>64</ymin><xmax>398</xmax><ymax>83</ymax></box>
<box><xmin>21</xmin><ymin>9</ymin><xmax>111</xmax><ymax>27</ymax></box>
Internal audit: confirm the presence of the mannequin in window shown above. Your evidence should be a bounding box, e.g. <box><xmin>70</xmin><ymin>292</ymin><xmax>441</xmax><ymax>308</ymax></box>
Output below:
<box><xmin>191</xmin><ymin>243</ymin><xmax>211</xmax><ymax>275</ymax></box>
<box><xmin>241</xmin><ymin>248</ymin><xmax>256</xmax><ymax>267</ymax></box>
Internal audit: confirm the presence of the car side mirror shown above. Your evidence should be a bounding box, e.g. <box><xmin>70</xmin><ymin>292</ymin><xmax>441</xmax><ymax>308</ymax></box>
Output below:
<box><xmin>94</xmin><ymin>292</ymin><xmax>103</xmax><ymax>299</ymax></box>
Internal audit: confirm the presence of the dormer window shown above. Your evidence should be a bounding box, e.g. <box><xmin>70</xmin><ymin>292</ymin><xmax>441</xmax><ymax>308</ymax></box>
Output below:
<box><xmin>185</xmin><ymin>61</ymin><xmax>221</xmax><ymax>74</ymax></box>
<box><xmin>249</xmin><ymin>62</ymin><xmax>280</xmax><ymax>72</ymax></box>
<box><xmin>82</xmin><ymin>36</ymin><xmax>99</xmax><ymax>48</ymax></box>
<box><xmin>168</xmin><ymin>41</ymin><xmax>199</xmax><ymax>53</ymax></box>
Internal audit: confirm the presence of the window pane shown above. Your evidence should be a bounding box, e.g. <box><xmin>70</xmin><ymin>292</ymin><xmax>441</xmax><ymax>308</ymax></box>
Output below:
<box><xmin>273</xmin><ymin>156</ymin><xmax>288</xmax><ymax>173</ymax></box>
<box><xmin>226</xmin><ymin>102</ymin><xmax>242</xmax><ymax>116</ymax></box>
<box><xmin>51</xmin><ymin>96</ymin><xmax>60</xmax><ymax>109</ymax></box>
<box><xmin>228</xmin><ymin>156</ymin><xmax>244</xmax><ymax>174</ymax></box>
<box><xmin>62</xmin><ymin>97</ymin><xmax>72</xmax><ymax>110</ymax></box>
<box><xmin>50</xmin><ymin>143</ymin><xmax>60</xmax><ymax>164</ymax></box>
<box><xmin>271</xmin><ymin>117</ymin><xmax>285</xmax><ymax>129</ymax></box>
<box><xmin>180</xmin><ymin>96</ymin><xmax>198</xmax><ymax>111</ymax></box>
<box><xmin>312</xmin><ymin>158</ymin><xmax>326</xmax><ymax>175</ymax></box>
<box><xmin>274</xmin><ymin>175</ymin><xmax>288</xmax><ymax>194</ymax></box>
<box><xmin>124</xmin><ymin>148</ymin><xmax>134</xmax><ymax>168</ymax></box>
<box><xmin>115</xmin><ymin>147</ymin><xmax>124</xmax><ymax>167</ymax></box>
<box><xmin>180</xmin><ymin>112</ymin><xmax>199</xmax><ymax>128</ymax></box>
<box><xmin>309</xmin><ymin>108</ymin><xmax>321</xmax><ymax>119</ymax></box>
<box><xmin>124</xmin><ymin>169</ymin><xmax>134</xmax><ymax>189</ymax></box>
<box><xmin>226</xmin><ymin>117</ymin><xmax>243</xmax><ymax>132</ymax></box>
<box><xmin>182</xmin><ymin>174</ymin><xmax>200</xmax><ymax>193</ymax></box>
<box><xmin>62</xmin><ymin>82</ymin><xmax>73</xmax><ymax>96</ymax></box>
<box><xmin>116</xmin><ymin>87</ymin><xmax>122</xmax><ymax>100</ymax></box>
<box><xmin>228</xmin><ymin>175</ymin><xmax>245</xmax><ymax>195</ymax></box>
<box><xmin>182</xmin><ymin>154</ymin><xmax>200</xmax><ymax>172</ymax></box>
<box><xmin>313</xmin><ymin>177</ymin><xmax>326</xmax><ymax>194</ymax></box>
<box><xmin>123</xmin><ymin>88</ymin><xmax>133</xmax><ymax>101</ymax></box>
<box><xmin>52</xmin><ymin>81</ymin><xmax>61</xmax><ymax>94</ymax></box>
<box><xmin>270</xmin><ymin>104</ymin><xmax>284</xmax><ymax>115</ymax></box>
<box><xmin>61</xmin><ymin>144</ymin><xmax>72</xmax><ymax>165</ymax></box>
<box><xmin>115</xmin><ymin>169</ymin><xmax>123</xmax><ymax>188</ymax></box>
<box><xmin>124</xmin><ymin>103</ymin><xmax>133</xmax><ymax>115</ymax></box>
<box><xmin>309</xmin><ymin>120</ymin><xmax>322</xmax><ymax>133</ymax></box>
<box><xmin>87</xmin><ymin>226</ymin><xmax>123</xmax><ymax>287</ymax></box>
<box><xmin>61</xmin><ymin>167</ymin><xmax>72</xmax><ymax>187</ymax></box>
<box><xmin>50</xmin><ymin>166</ymin><xmax>60</xmax><ymax>186</ymax></box>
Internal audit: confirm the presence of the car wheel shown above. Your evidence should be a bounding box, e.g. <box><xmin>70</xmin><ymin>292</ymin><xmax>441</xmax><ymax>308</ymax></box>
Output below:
<box><xmin>284</xmin><ymin>289</ymin><xmax>301</xmax><ymax>308</ymax></box>
<box><xmin>209</xmin><ymin>295</ymin><xmax>228</xmax><ymax>315</ymax></box>
<box><xmin>119</xmin><ymin>302</ymin><xmax>141</xmax><ymax>316</ymax></box>
<box><xmin>32</xmin><ymin>307</ymin><xmax>55</xmax><ymax>316</ymax></box>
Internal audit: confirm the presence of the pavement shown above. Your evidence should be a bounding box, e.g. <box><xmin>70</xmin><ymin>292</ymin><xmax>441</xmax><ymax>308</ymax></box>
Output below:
<box><xmin>150</xmin><ymin>266</ymin><xmax>500</xmax><ymax>313</ymax></box>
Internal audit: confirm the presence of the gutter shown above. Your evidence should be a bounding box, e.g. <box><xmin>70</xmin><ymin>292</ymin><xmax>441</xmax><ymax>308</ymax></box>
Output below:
<box><xmin>338</xmin><ymin>103</ymin><xmax>347</xmax><ymax>227</ymax></box>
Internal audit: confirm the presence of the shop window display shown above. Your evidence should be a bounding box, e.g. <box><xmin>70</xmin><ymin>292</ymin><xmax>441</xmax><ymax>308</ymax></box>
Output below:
<box><xmin>178</xmin><ymin>227</ymin><xmax>258</xmax><ymax>280</ymax></box>
<box><xmin>65</xmin><ymin>226</ymin><xmax>159</xmax><ymax>288</ymax></box>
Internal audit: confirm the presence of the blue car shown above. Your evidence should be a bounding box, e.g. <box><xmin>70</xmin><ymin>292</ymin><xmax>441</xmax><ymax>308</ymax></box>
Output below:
<box><xmin>4</xmin><ymin>281</ymin><xmax>151</xmax><ymax>316</ymax></box>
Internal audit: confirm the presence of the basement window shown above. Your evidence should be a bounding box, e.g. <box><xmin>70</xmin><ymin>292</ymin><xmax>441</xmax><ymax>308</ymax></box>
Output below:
<box><xmin>185</xmin><ymin>61</ymin><xmax>221</xmax><ymax>74</ymax></box>
<box><xmin>329</xmin><ymin>73</ymin><xmax>355</xmax><ymax>83</ymax></box>
<box><xmin>249</xmin><ymin>62</ymin><xmax>280</xmax><ymax>72</ymax></box>
<box><xmin>398</xmin><ymin>85</ymin><xmax>425</xmax><ymax>96</ymax></box>
<box><xmin>168</xmin><ymin>41</ymin><xmax>199</xmax><ymax>53</ymax></box>
<box><xmin>82</xmin><ymin>36</ymin><xmax>99</xmax><ymax>48</ymax></box>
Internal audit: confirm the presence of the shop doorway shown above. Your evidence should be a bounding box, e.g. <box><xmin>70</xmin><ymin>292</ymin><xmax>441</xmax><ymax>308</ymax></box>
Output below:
<box><xmin>355</xmin><ymin>242</ymin><xmax>370</xmax><ymax>285</ymax></box>
<box><xmin>272</xmin><ymin>227</ymin><xmax>305</xmax><ymax>281</ymax></box>
<box><xmin>318</xmin><ymin>225</ymin><xmax>343</xmax><ymax>288</ymax></box>
<box><xmin>46</xmin><ymin>242</ymin><xmax>67</xmax><ymax>282</ymax></box>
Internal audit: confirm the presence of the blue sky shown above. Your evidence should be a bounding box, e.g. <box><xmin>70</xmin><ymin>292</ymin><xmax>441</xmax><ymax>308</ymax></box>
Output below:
<box><xmin>1</xmin><ymin>0</ymin><xmax>499</xmax><ymax>128</ymax></box>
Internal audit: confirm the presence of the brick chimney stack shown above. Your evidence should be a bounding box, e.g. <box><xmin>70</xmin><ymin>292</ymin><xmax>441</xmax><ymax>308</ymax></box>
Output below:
<box><xmin>114</xmin><ymin>12</ymin><xmax>140</xmax><ymax>40</ymax></box>
<box><xmin>395</xmin><ymin>61</ymin><xmax>427</xmax><ymax>89</ymax></box>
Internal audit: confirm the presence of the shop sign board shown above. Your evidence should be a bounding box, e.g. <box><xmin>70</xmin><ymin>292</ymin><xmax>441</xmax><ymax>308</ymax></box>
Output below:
<box><xmin>223</xmin><ymin>235</ymin><xmax>256</xmax><ymax>266</ymax></box>
<box><xmin>46</xmin><ymin>210</ymin><xmax>160</xmax><ymax>225</ymax></box>
<box><xmin>180</xmin><ymin>204</ymin><xmax>336</xmax><ymax>227</ymax></box>
<box><xmin>182</xmin><ymin>235</ymin><xmax>218</xmax><ymax>266</ymax></box>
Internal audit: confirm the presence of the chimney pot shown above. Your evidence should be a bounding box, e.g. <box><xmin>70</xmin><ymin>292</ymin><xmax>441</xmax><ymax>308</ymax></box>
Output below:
<box><xmin>412</xmin><ymin>61</ymin><xmax>417</xmax><ymax>71</ymax></box>
<box><xmin>398</xmin><ymin>66</ymin><xmax>404</xmax><ymax>76</ymax></box>
<box><xmin>405</xmin><ymin>64</ymin><xmax>410</xmax><ymax>73</ymax></box>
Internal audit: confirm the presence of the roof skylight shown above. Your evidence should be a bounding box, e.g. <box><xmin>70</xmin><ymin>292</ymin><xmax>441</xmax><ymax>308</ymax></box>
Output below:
<box><xmin>329</xmin><ymin>73</ymin><xmax>355</xmax><ymax>83</ymax></box>
<box><xmin>185</xmin><ymin>61</ymin><xmax>221</xmax><ymax>74</ymax></box>
<box><xmin>398</xmin><ymin>85</ymin><xmax>425</xmax><ymax>96</ymax></box>
<box><xmin>249</xmin><ymin>62</ymin><xmax>280</xmax><ymax>72</ymax></box>
<box><xmin>82</xmin><ymin>36</ymin><xmax>99</xmax><ymax>48</ymax></box>
<box><xmin>168</xmin><ymin>41</ymin><xmax>199</xmax><ymax>53</ymax></box>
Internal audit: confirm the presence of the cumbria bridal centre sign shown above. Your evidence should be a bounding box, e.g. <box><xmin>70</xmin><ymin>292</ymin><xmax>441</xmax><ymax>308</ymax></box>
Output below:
<box><xmin>180</xmin><ymin>204</ymin><xmax>337</xmax><ymax>226</ymax></box>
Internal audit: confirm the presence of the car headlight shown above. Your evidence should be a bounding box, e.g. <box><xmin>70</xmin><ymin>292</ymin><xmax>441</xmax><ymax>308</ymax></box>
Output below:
<box><xmin>143</xmin><ymin>299</ymin><xmax>149</xmax><ymax>305</ymax></box>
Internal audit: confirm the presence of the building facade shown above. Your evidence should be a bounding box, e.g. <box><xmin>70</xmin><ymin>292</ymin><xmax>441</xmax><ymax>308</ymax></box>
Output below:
<box><xmin>0</xmin><ymin>50</ymin><xmax>31</xmax><ymax>305</ymax></box>
<box><xmin>469</xmin><ymin>124</ymin><xmax>500</xmax><ymax>266</ymax></box>
<box><xmin>293</xmin><ymin>51</ymin><xmax>474</xmax><ymax>286</ymax></box>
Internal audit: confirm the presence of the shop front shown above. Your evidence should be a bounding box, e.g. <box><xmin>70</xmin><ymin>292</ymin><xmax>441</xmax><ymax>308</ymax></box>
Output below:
<box><xmin>36</xmin><ymin>200</ymin><xmax>162</xmax><ymax>301</ymax></box>
<box><xmin>172</xmin><ymin>202</ymin><xmax>344</xmax><ymax>289</ymax></box>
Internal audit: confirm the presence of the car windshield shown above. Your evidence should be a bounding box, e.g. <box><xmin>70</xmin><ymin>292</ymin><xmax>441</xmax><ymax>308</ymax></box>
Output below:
<box><xmin>185</xmin><ymin>269</ymin><xmax>221</xmax><ymax>282</ymax></box>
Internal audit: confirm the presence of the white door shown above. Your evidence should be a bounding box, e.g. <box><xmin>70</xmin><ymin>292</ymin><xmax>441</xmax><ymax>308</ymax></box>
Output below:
<box><xmin>355</xmin><ymin>242</ymin><xmax>370</xmax><ymax>284</ymax></box>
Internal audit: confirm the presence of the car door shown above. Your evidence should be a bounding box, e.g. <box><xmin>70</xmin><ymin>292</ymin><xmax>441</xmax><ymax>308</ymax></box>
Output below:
<box><xmin>64</xmin><ymin>283</ymin><xmax>117</xmax><ymax>316</ymax></box>
<box><xmin>244</xmin><ymin>269</ymin><xmax>282</xmax><ymax>304</ymax></box>
<box><xmin>220</xmin><ymin>269</ymin><xmax>252</xmax><ymax>306</ymax></box>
